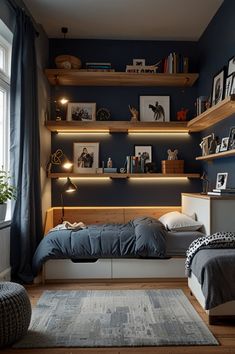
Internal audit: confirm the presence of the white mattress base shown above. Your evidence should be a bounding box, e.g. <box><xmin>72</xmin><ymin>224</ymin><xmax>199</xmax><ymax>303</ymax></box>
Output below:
<box><xmin>44</xmin><ymin>258</ymin><xmax>186</xmax><ymax>281</ymax></box>
<box><xmin>188</xmin><ymin>272</ymin><xmax>235</xmax><ymax>316</ymax></box>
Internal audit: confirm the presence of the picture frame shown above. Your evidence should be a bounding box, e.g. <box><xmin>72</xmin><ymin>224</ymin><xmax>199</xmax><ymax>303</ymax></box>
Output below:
<box><xmin>211</xmin><ymin>69</ymin><xmax>225</xmax><ymax>106</ymax></box>
<box><xmin>134</xmin><ymin>145</ymin><xmax>152</xmax><ymax>163</ymax></box>
<box><xmin>228</xmin><ymin>56</ymin><xmax>235</xmax><ymax>76</ymax></box>
<box><xmin>230</xmin><ymin>74</ymin><xmax>235</xmax><ymax>95</ymax></box>
<box><xmin>216</xmin><ymin>172</ymin><xmax>228</xmax><ymax>190</ymax></box>
<box><xmin>67</xmin><ymin>102</ymin><xmax>96</xmax><ymax>121</ymax></box>
<box><xmin>133</xmin><ymin>59</ymin><xmax>145</xmax><ymax>66</ymax></box>
<box><xmin>220</xmin><ymin>137</ymin><xmax>229</xmax><ymax>152</ymax></box>
<box><xmin>73</xmin><ymin>142</ymin><xmax>99</xmax><ymax>173</ymax></box>
<box><xmin>215</xmin><ymin>144</ymin><xmax>221</xmax><ymax>153</ymax></box>
<box><xmin>139</xmin><ymin>96</ymin><xmax>170</xmax><ymax>122</ymax></box>
<box><xmin>228</xmin><ymin>126</ymin><xmax>235</xmax><ymax>150</ymax></box>
<box><xmin>225</xmin><ymin>74</ymin><xmax>234</xmax><ymax>97</ymax></box>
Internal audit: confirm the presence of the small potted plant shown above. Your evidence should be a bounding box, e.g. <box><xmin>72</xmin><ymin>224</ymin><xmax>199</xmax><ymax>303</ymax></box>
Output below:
<box><xmin>0</xmin><ymin>168</ymin><xmax>17</xmax><ymax>222</ymax></box>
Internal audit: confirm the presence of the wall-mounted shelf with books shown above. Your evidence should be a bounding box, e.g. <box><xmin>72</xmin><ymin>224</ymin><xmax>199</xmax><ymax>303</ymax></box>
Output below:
<box><xmin>45</xmin><ymin>69</ymin><xmax>199</xmax><ymax>87</ymax></box>
<box><xmin>187</xmin><ymin>95</ymin><xmax>235</xmax><ymax>132</ymax></box>
<box><xmin>48</xmin><ymin>172</ymin><xmax>200</xmax><ymax>179</ymax></box>
<box><xmin>45</xmin><ymin>121</ymin><xmax>189</xmax><ymax>133</ymax></box>
<box><xmin>196</xmin><ymin>149</ymin><xmax>235</xmax><ymax>161</ymax></box>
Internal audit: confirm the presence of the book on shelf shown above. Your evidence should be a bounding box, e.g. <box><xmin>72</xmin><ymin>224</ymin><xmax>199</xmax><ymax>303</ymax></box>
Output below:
<box><xmin>103</xmin><ymin>168</ymin><xmax>117</xmax><ymax>173</ymax></box>
<box><xmin>162</xmin><ymin>52</ymin><xmax>189</xmax><ymax>74</ymax></box>
<box><xmin>208</xmin><ymin>190</ymin><xmax>235</xmax><ymax>196</ymax></box>
<box><xmin>196</xmin><ymin>96</ymin><xmax>207</xmax><ymax>115</ymax></box>
<box><xmin>80</xmin><ymin>69</ymin><xmax>115</xmax><ymax>72</ymax></box>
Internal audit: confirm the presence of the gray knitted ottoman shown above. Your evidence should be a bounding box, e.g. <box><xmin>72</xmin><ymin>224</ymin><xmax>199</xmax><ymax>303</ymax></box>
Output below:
<box><xmin>0</xmin><ymin>282</ymin><xmax>31</xmax><ymax>347</ymax></box>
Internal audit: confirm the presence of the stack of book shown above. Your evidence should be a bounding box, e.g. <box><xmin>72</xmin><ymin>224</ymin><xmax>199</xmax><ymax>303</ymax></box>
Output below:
<box><xmin>84</xmin><ymin>62</ymin><xmax>115</xmax><ymax>72</ymax></box>
<box><xmin>207</xmin><ymin>188</ymin><xmax>235</xmax><ymax>196</ymax></box>
<box><xmin>126</xmin><ymin>156</ymin><xmax>144</xmax><ymax>173</ymax></box>
<box><xmin>161</xmin><ymin>53</ymin><xmax>189</xmax><ymax>74</ymax></box>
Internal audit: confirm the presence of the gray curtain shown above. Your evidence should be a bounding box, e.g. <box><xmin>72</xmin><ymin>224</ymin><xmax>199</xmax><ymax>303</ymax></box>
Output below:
<box><xmin>9</xmin><ymin>3</ymin><xmax>43</xmax><ymax>283</ymax></box>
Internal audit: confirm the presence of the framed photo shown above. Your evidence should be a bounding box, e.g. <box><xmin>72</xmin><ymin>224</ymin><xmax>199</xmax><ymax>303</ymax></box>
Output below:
<box><xmin>220</xmin><ymin>137</ymin><xmax>229</xmax><ymax>152</ymax></box>
<box><xmin>225</xmin><ymin>74</ymin><xmax>234</xmax><ymax>97</ymax></box>
<box><xmin>133</xmin><ymin>59</ymin><xmax>145</xmax><ymax>66</ymax></box>
<box><xmin>215</xmin><ymin>144</ymin><xmax>221</xmax><ymax>153</ymax></box>
<box><xmin>230</xmin><ymin>75</ymin><xmax>235</xmax><ymax>95</ymax></box>
<box><xmin>140</xmin><ymin>96</ymin><xmax>170</xmax><ymax>122</ymax></box>
<box><xmin>67</xmin><ymin>102</ymin><xmax>96</xmax><ymax>121</ymax></box>
<box><xmin>216</xmin><ymin>172</ymin><xmax>228</xmax><ymax>190</ymax></box>
<box><xmin>228</xmin><ymin>126</ymin><xmax>235</xmax><ymax>150</ymax></box>
<box><xmin>73</xmin><ymin>142</ymin><xmax>99</xmax><ymax>173</ymax></box>
<box><xmin>134</xmin><ymin>145</ymin><xmax>152</xmax><ymax>163</ymax></box>
<box><xmin>211</xmin><ymin>69</ymin><xmax>225</xmax><ymax>106</ymax></box>
<box><xmin>228</xmin><ymin>56</ymin><xmax>235</xmax><ymax>76</ymax></box>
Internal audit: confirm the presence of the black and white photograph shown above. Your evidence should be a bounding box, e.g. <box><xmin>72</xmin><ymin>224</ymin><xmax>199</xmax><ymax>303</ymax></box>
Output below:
<box><xmin>73</xmin><ymin>142</ymin><xmax>99</xmax><ymax>173</ymax></box>
<box><xmin>225</xmin><ymin>74</ymin><xmax>234</xmax><ymax>97</ymax></box>
<box><xmin>134</xmin><ymin>145</ymin><xmax>152</xmax><ymax>163</ymax></box>
<box><xmin>228</xmin><ymin>55</ymin><xmax>235</xmax><ymax>76</ymax></box>
<box><xmin>67</xmin><ymin>102</ymin><xmax>96</xmax><ymax>121</ymax></box>
<box><xmin>216</xmin><ymin>172</ymin><xmax>228</xmax><ymax>190</ymax></box>
<box><xmin>230</xmin><ymin>74</ymin><xmax>235</xmax><ymax>95</ymax></box>
<box><xmin>228</xmin><ymin>126</ymin><xmax>235</xmax><ymax>150</ymax></box>
<box><xmin>140</xmin><ymin>96</ymin><xmax>170</xmax><ymax>122</ymax></box>
<box><xmin>220</xmin><ymin>137</ymin><xmax>229</xmax><ymax>152</ymax></box>
<box><xmin>215</xmin><ymin>144</ymin><xmax>221</xmax><ymax>153</ymax></box>
<box><xmin>211</xmin><ymin>69</ymin><xmax>225</xmax><ymax>106</ymax></box>
<box><xmin>133</xmin><ymin>59</ymin><xmax>145</xmax><ymax>66</ymax></box>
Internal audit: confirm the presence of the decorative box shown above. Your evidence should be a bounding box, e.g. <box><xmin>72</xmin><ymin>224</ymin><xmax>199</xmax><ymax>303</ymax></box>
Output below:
<box><xmin>161</xmin><ymin>160</ymin><xmax>184</xmax><ymax>174</ymax></box>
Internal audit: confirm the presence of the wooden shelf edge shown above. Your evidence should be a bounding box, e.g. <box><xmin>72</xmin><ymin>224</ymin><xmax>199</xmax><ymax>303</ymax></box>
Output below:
<box><xmin>45</xmin><ymin>121</ymin><xmax>189</xmax><ymax>133</ymax></box>
<box><xmin>196</xmin><ymin>149</ymin><xmax>235</xmax><ymax>161</ymax></box>
<box><xmin>187</xmin><ymin>95</ymin><xmax>235</xmax><ymax>132</ymax></box>
<box><xmin>45</xmin><ymin>69</ymin><xmax>199</xmax><ymax>87</ymax></box>
<box><xmin>48</xmin><ymin>173</ymin><xmax>200</xmax><ymax>179</ymax></box>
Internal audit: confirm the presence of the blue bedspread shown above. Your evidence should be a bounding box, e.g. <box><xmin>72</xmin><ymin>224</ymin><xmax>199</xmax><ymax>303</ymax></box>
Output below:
<box><xmin>32</xmin><ymin>217</ymin><xmax>167</xmax><ymax>275</ymax></box>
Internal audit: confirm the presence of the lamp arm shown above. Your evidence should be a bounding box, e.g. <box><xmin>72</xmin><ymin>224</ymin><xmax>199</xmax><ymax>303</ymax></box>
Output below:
<box><xmin>60</xmin><ymin>193</ymin><xmax>65</xmax><ymax>223</ymax></box>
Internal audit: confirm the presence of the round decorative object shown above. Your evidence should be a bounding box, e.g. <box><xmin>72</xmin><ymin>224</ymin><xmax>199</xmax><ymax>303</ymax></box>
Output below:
<box><xmin>55</xmin><ymin>55</ymin><xmax>82</xmax><ymax>69</ymax></box>
<box><xmin>0</xmin><ymin>282</ymin><xmax>32</xmax><ymax>347</ymax></box>
<box><xmin>96</xmin><ymin>108</ymin><xmax>111</xmax><ymax>121</ymax></box>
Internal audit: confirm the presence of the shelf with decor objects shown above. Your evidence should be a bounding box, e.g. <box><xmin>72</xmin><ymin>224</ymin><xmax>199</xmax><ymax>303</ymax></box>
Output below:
<box><xmin>196</xmin><ymin>149</ymin><xmax>235</xmax><ymax>162</ymax></box>
<box><xmin>45</xmin><ymin>69</ymin><xmax>199</xmax><ymax>87</ymax></box>
<box><xmin>187</xmin><ymin>95</ymin><xmax>235</xmax><ymax>132</ymax></box>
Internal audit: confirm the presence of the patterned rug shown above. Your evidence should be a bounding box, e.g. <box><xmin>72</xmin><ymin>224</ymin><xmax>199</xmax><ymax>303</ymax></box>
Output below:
<box><xmin>15</xmin><ymin>289</ymin><xmax>218</xmax><ymax>348</ymax></box>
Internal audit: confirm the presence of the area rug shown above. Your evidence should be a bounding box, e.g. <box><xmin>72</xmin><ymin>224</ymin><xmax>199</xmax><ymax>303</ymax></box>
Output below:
<box><xmin>15</xmin><ymin>289</ymin><xmax>218</xmax><ymax>348</ymax></box>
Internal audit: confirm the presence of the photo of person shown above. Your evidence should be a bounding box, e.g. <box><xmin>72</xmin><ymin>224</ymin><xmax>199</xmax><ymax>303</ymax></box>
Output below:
<box><xmin>220</xmin><ymin>137</ymin><xmax>229</xmax><ymax>152</ymax></box>
<box><xmin>77</xmin><ymin>147</ymin><xmax>93</xmax><ymax>168</ymax></box>
<box><xmin>74</xmin><ymin>142</ymin><xmax>99</xmax><ymax>173</ymax></box>
<box><xmin>216</xmin><ymin>172</ymin><xmax>228</xmax><ymax>190</ymax></box>
<box><xmin>212</xmin><ymin>70</ymin><xmax>224</xmax><ymax>106</ymax></box>
<box><xmin>67</xmin><ymin>102</ymin><xmax>96</xmax><ymax>121</ymax></box>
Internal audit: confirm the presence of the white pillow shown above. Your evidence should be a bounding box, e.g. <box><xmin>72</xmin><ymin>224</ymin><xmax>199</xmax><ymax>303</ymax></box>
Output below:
<box><xmin>159</xmin><ymin>211</ymin><xmax>203</xmax><ymax>231</ymax></box>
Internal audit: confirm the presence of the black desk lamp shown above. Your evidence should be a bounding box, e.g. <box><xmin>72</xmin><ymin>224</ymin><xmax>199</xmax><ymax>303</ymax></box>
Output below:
<box><xmin>61</xmin><ymin>177</ymin><xmax>77</xmax><ymax>223</ymax></box>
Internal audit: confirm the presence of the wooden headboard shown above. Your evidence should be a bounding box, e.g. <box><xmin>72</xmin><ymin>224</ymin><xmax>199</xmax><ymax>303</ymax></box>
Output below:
<box><xmin>44</xmin><ymin>206</ymin><xmax>181</xmax><ymax>235</ymax></box>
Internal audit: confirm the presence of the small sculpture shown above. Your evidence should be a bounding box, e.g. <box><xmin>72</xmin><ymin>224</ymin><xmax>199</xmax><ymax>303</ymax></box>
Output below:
<box><xmin>128</xmin><ymin>105</ymin><xmax>139</xmax><ymax>122</ymax></box>
<box><xmin>167</xmin><ymin>149</ymin><xmax>178</xmax><ymax>160</ymax></box>
<box><xmin>96</xmin><ymin>108</ymin><xmax>111</xmax><ymax>121</ymax></box>
<box><xmin>177</xmin><ymin>108</ymin><xmax>189</xmax><ymax>121</ymax></box>
<box><xmin>201</xmin><ymin>172</ymin><xmax>209</xmax><ymax>195</ymax></box>
<box><xmin>200</xmin><ymin>134</ymin><xmax>214</xmax><ymax>156</ymax></box>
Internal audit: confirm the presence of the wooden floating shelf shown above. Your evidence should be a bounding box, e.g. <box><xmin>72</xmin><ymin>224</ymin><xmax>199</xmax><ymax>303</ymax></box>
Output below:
<box><xmin>188</xmin><ymin>95</ymin><xmax>235</xmax><ymax>132</ymax></box>
<box><xmin>196</xmin><ymin>149</ymin><xmax>235</xmax><ymax>161</ymax></box>
<box><xmin>45</xmin><ymin>69</ymin><xmax>199</xmax><ymax>87</ymax></box>
<box><xmin>45</xmin><ymin>121</ymin><xmax>190</xmax><ymax>133</ymax></box>
<box><xmin>48</xmin><ymin>173</ymin><xmax>200</xmax><ymax>179</ymax></box>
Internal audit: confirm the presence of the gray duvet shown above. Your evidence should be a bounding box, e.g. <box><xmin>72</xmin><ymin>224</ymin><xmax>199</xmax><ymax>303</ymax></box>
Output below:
<box><xmin>191</xmin><ymin>249</ymin><xmax>235</xmax><ymax>309</ymax></box>
<box><xmin>32</xmin><ymin>217</ymin><xmax>167</xmax><ymax>275</ymax></box>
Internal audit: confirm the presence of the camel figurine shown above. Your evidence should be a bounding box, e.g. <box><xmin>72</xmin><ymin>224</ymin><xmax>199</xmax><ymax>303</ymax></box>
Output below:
<box><xmin>177</xmin><ymin>108</ymin><xmax>189</xmax><ymax>121</ymax></box>
<box><xmin>129</xmin><ymin>105</ymin><xmax>139</xmax><ymax>122</ymax></box>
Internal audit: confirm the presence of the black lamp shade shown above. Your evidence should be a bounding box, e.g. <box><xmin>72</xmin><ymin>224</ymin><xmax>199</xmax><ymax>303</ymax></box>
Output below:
<box><xmin>63</xmin><ymin>177</ymin><xmax>77</xmax><ymax>193</ymax></box>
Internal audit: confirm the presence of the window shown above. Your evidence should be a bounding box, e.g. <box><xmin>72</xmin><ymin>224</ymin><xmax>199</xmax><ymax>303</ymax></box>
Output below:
<box><xmin>0</xmin><ymin>20</ymin><xmax>12</xmax><ymax>171</ymax></box>
<box><xmin>0</xmin><ymin>20</ymin><xmax>12</xmax><ymax>220</ymax></box>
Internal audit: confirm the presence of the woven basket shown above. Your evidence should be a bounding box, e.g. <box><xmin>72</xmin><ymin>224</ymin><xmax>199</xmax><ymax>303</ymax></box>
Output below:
<box><xmin>55</xmin><ymin>55</ymin><xmax>82</xmax><ymax>69</ymax></box>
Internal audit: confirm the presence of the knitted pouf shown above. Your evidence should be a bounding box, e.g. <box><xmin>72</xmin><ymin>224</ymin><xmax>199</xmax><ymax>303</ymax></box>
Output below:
<box><xmin>0</xmin><ymin>282</ymin><xmax>31</xmax><ymax>347</ymax></box>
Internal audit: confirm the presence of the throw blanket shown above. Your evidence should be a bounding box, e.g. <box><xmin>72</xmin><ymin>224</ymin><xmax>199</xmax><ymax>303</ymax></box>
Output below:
<box><xmin>32</xmin><ymin>217</ymin><xmax>167</xmax><ymax>275</ymax></box>
<box><xmin>185</xmin><ymin>231</ymin><xmax>235</xmax><ymax>276</ymax></box>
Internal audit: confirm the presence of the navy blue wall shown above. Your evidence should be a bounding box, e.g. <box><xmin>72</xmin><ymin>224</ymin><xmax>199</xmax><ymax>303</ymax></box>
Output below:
<box><xmin>49</xmin><ymin>40</ymin><xmax>202</xmax><ymax>206</ymax></box>
<box><xmin>198</xmin><ymin>0</ymin><xmax>235</xmax><ymax>190</ymax></box>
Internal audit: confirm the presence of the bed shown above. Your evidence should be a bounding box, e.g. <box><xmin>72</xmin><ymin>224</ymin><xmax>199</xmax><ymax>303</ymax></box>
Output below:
<box><xmin>36</xmin><ymin>206</ymin><xmax>204</xmax><ymax>283</ymax></box>
<box><xmin>186</xmin><ymin>233</ymin><xmax>235</xmax><ymax>324</ymax></box>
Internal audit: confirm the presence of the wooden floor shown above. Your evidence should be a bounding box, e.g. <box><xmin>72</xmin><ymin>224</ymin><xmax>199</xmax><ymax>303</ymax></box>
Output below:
<box><xmin>3</xmin><ymin>279</ymin><xmax>235</xmax><ymax>354</ymax></box>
